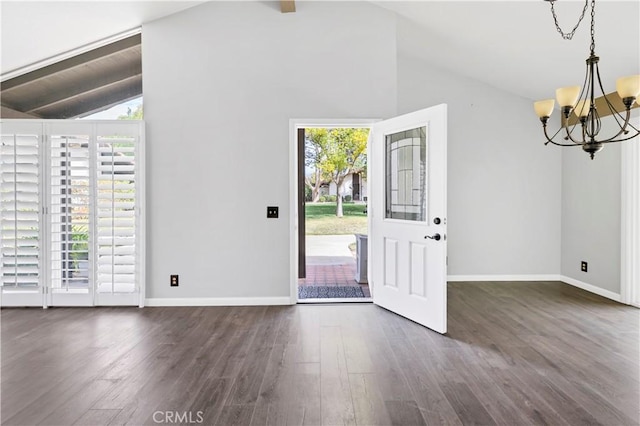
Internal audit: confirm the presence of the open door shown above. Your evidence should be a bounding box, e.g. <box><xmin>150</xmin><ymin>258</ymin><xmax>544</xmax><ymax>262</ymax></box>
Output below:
<box><xmin>370</xmin><ymin>105</ymin><xmax>447</xmax><ymax>334</ymax></box>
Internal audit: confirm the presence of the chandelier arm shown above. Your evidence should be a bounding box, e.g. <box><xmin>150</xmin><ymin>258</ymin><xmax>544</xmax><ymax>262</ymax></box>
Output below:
<box><xmin>597</xmin><ymin>109</ymin><xmax>640</xmax><ymax>143</ymax></box>
<box><xmin>595</xmin><ymin>63</ymin><xmax>629</xmax><ymax>130</ymax></box>
<box><xmin>599</xmin><ymin>109</ymin><xmax>634</xmax><ymax>142</ymax></box>
<box><xmin>543</xmin><ymin>124</ymin><xmax>564</xmax><ymax>144</ymax></box>
<box><xmin>546</xmin><ymin>140</ymin><xmax>584</xmax><ymax>147</ymax></box>
<box><xmin>544</xmin><ymin>125</ymin><xmax>583</xmax><ymax>146</ymax></box>
<box><xmin>598</xmin><ymin>131</ymin><xmax>640</xmax><ymax>144</ymax></box>
<box><xmin>563</xmin><ymin>122</ymin><xmax>585</xmax><ymax>144</ymax></box>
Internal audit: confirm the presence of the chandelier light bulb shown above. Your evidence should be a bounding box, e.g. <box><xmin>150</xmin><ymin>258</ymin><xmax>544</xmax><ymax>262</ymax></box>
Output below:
<box><xmin>555</xmin><ymin>86</ymin><xmax>581</xmax><ymax>108</ymax></box>
<box><xmin>534</xmin><ymin>99</ymin><xmax>555</xmax><ymax>118</ymax></box>
<box><xmin>616</xmin><ymin>75</ymin><xmax>640</xmax><ymax>99</ymax></box>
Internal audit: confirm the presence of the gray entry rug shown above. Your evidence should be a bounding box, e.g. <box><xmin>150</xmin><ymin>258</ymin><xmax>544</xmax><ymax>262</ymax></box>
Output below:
<box><xmin>298</xmin><ymin>285</ymin><xmax>365</xmax><ymax>299</ymax></box>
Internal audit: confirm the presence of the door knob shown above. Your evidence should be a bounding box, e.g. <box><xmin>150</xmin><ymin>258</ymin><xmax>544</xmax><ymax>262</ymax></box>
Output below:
<box><xmin>425</xmin><ymin>233</ymin><xmax>441</xmax><ymax>241</ymax></box>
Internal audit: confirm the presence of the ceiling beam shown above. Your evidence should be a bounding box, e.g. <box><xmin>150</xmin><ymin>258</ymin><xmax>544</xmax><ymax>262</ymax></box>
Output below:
<box><xmin>0</xmin><ymin>105</ymin><xmax>40</xmax><ymax>119</ymax></box>
<box><xmin>281</xmin><ymin>1</ymin><xmax>295</xmax><ymax>13</ymax></box>
<box><xmin>1</xmin><ymin>34</ymin><xmax>141</xmax><ymax>92</ymax></box>
<box><xmin>24</xmin><ymin>74</ymin><xmax>142</xmax><ymax>114</ymax></box>
<box><xmin>34</xmin><ymin>78</ymin><xmax>142</xmax><ymax>119</ymax></box>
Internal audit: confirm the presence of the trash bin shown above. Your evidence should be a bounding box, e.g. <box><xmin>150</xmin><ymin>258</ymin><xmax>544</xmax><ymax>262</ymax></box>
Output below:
<box><xmin>354</xmin><ymin>233</ymin><xmax>368</xmax><ymax>284</ymax></box>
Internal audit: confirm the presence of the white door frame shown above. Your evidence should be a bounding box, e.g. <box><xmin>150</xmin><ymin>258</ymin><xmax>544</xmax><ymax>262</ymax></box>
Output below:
<box><xmin>288</xmin><ymin>119</ymin><xmax>378</xmax><ymax>304</ymax></box>
<box><xmin>621</xmin><ymin>136</ymin><xmax>640</xmax><ymax>307</ymax></box>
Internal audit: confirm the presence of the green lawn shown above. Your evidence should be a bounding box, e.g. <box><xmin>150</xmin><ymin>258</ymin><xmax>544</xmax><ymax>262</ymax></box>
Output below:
<box><xmin>305</xmin><ymin>202</ymin><xmax>368</xmax><ymax>235</ymax></box>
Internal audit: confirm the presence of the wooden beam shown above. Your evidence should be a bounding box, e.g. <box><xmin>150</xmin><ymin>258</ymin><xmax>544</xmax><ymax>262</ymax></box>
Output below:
<box><xmin>281</xmin><ymin>0</ymin><xmax>295</xmax><ymax>13</ymax></box>
<box><xmin>1</xmin><ymin>34</ymin><xmax>141</xmax><ymax>92</ymax></box>
<box><xmin>0</xmin><ymin>105</ymin><xmax>39</xmax><ymax>119</ymax></box>
<box><xmin>21</xmin><ymin>69</ymin><xmax>142</xmax><ymax>113</ymax></box>
<box><xmin>33</xmin><ymin>78</ymin><xmax>142</xmax><ymax>119</ymax></box>
<box><xmin>564</xmin><ymin>91</ymin><xmax>639</xmax><ymax>126</ymax></box>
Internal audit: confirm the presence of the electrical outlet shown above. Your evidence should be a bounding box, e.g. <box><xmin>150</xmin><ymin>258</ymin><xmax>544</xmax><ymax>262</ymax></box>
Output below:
<box><xmin>267</xmin><ymin>206</ymin><xmax>279</xmax><ymax>218</ymax></box>
<box><xmin>170</xmin><ymin>275</ymin><xmax>179</xmax><ymax>286</ymax></box>
<box><xmin>581</xmin><ymin>261</ymin><xmax>588</xmax><ymax>273</ymax></box>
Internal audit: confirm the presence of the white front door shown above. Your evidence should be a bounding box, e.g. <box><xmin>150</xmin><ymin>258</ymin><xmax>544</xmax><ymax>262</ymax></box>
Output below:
<box><xmin>370</xmin><ymin>105</ymin><xmax>447</xmax><ymax>334</ymax></box>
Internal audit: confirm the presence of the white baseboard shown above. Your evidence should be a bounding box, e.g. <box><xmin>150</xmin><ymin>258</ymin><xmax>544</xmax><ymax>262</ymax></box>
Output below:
<box><xmin>144</xmin><ymin>276</ymin><xmax>622</xmax><ymax>306</ymax></box>
<box><xmin>447</xmin><ymin>274</ymin><xmax>621</xmax><ymax>303</ymax></box>
<box><xmin>559</xmin><ymin>276</ymin><xmax>621</xmax><ymax>302</ymax></box>
<box><xmin>144</xmin><ymin>297</ymin><xmax>292</xmax><ymax>307</ymax></box>
<box><xmin>447</xmin><ymin>274</ymin><xmax>561</xmax><ymax>282</ymax></box>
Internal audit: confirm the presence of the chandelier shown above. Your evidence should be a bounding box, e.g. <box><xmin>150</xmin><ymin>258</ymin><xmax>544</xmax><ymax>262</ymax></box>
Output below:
<box><xmin>533</xmin><ymin>0</ymin><xmax>640</xmax><ymax>159</ymax></box>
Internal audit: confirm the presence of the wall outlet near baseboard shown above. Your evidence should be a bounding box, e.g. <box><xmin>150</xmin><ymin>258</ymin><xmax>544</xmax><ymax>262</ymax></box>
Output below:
<box><xmin>170</xmin><ymin>275</ymin><xmax>179</xmax><ymax>286</ymax></box>
<box><xmin>581</xmin><ymin>261</ymin><xmax>588</xmax><ymax>273</ymax></box>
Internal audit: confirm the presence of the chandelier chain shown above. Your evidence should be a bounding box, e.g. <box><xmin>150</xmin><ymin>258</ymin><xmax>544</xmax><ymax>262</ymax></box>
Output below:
<box><xmin>548</xmin><ymin>0</ymin><xmax>589</xmax><ymax>40</ymax></box>
<box><xmin>589</xmin><ymin>0</ymin><xmax>596</xmax><ymax>54</ymax></box>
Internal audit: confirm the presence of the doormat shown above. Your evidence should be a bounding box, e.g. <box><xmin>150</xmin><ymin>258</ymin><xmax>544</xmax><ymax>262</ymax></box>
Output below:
<box><xmin>298</xmin><ymin>285</ymin><xmax>365</xmax><ymax>299</ymax></box>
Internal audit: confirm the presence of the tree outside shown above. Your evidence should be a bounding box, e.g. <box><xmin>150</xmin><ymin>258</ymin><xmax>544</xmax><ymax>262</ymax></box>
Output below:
<box><xmin>304</xmin><ymin>128</ymin><xmax>369</xmax><ymax>217</ymax></box>
<box><xmin>118</xmin><ymin>104</ymin><xmax>143</xmax><ymax>120</ymax></box>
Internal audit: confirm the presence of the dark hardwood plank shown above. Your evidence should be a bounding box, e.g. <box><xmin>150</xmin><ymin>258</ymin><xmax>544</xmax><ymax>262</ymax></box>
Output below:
<box><xmin>439</xmin><ymin>382</ymin><xmax>496</xmax><ymax>426</ymax></box>
<box><xmin>319</xmin><ymin>325</ymin><xmax>356</xmax><ymax>425</ymax></box>
<box><xmin>215</xmin><ymin>404</ymin><xmax>255</xmax><ymax>426</ymax></box>
<box><xmin>385</xmin><ymin>400</ymin><xmax>427</xmax><ymax>426</ymax></box>
<box><xmin>1</xmin><ymin>281</ymin><xmax>637</xmax><ymax>426</ymax></box>
<box><xmin>73</xmin><ymin>409</ymin><xmax>121</xmax><ymax>426</ymax></box>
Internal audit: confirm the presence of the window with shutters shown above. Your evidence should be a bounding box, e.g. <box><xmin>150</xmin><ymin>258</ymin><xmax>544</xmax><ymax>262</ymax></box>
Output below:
<box><xmin>0</xmin><ymin>121</ymin><xmax>144</xmax><ymax>307</ymax></box>
<box><xmin>96</xmin><ymin>135</ymin><xmax>137</xmax><ymax>295</ymax></box>
<box><xmin>0</xmin><ymin>132</ymin><xmax>41</xmax><ymax>295</ymax></box>
<box><xmin>50</xmin><ymin>134</ymin><xmax>92</xmax><ymax>293</ymax></box>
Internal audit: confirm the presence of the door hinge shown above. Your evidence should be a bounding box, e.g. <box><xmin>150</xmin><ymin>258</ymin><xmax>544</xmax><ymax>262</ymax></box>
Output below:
<box><xmin>446</xmin><ymin>256</ymin><xmax>448</xmax><ymax>266</ymax></box>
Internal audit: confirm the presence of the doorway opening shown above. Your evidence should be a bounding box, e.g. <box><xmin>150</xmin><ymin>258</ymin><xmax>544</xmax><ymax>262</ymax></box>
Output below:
<box><xmin>290</xmin><ymin>121</ymin><xmax>375</xmax><ymax>303</ymax></box>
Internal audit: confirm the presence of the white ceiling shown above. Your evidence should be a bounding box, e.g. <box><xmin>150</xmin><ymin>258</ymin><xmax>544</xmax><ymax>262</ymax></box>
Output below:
<box><xmin>1</xmin><ymin>0</ymin><xmax>638</xmax><ymax>102</ymax></box>
<box><xmin>0</xmin><ymin>1</ymin><xmax>203</xmax><ymax>74</ymax></box>
<box><xmin>376</xmin><ymin>0</ymin><xmax>640</xmax><ymax>101</ymax></box>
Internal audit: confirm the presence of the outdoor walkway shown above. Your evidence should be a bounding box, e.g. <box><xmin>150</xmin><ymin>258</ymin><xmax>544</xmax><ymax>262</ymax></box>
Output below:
<box><xmin>299</xmin><ymin>234</ymin><xmax>370</xmax><ymax>298</ymax></box>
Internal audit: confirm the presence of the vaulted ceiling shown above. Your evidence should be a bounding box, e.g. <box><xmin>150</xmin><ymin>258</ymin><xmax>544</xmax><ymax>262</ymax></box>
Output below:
<box><xmin>1</xmin><ymin>0</ymin><xmax>638</xmax><ymax>115</ymax></box>
<box><xmin>1</xmin><ymin>34</ymin><xmax>141</xmax><ymax>119</ymax></box>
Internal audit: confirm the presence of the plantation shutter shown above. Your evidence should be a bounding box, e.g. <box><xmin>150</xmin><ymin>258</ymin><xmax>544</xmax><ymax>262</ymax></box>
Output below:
<box><xmin>95</xmin><ymin>124</ymin><xmax>141</xmax><ymax>305</ymax></box>
<box><xmin>0</xmin><ymin>123</ymin><xmax>43</xmax><ymax>306</ymax></box>
<box><xmin>49</xmin><ymin>130</ymin><xmax>92</xmax><ymax>297</ymax></box>
<box><xmin>0</xmin><ymin>120</ymin><xmax>144</xmax><ymax>307</ymax></box>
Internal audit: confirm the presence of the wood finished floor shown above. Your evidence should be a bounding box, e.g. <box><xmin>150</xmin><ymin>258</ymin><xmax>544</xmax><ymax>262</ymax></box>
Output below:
<box><xmin>1</xmin><ymin>281</ymin><xmax>638</xmax><ymax>426</ymax></box>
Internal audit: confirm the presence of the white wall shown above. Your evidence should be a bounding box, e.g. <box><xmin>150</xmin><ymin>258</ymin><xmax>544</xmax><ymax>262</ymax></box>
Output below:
<box><xmin>561</xmin><ymin>121</ymin><xmax>622</xmax><ymax>295</ymax></box>
<box><xmin>142</xmin><ymin>1</ymin><xmax>397</xmax><ymax>299</ymax></box>
<box><xmin>396</xmin><ymin>19</ymin><xmax>562</xmax><ymax>277</ymax></box>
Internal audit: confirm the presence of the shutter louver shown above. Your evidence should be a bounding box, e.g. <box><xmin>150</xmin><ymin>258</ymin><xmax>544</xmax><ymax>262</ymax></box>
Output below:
<box><xmin>96</xmin><ymin>136</ymin><xmax>136</xmax><ymax>294</ymax></box>
<box><xmin>0</xmin><ymin>134</ymin><xmax>41</xmax><ymax>290</ymax></box>
<box><xmin>49</xmin><ymin>135</ymin><xmax>91</xmax><ymax>292</ymax></box>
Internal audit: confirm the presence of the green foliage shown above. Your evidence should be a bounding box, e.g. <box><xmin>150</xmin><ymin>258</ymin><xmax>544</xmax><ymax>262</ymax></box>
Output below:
<box><xmin>343</xmin><ymin>195</ymin><xmax>352</xmax><ymax>202</ymax></box>
<box><xmin>318</xmin><ymin>195</ymin><xmax>337</xmax><ymax>202</ymax></box>
<box><xmin>118</xmin><ymin>104</ymin><xmax>143</xmax><ymax>120</ymax></box>
<box><xmin>305</xmin><ymin>127</ymin><xmax>369</xmax><ymax>216</ymax></box>
<box><xmin>317</xmin><ymin>128</ymin><xmax>368</xmax><ymax>184</ymax></box>
<box><xmin>305</xmin><ymin>128</ymin><xmax>328</xmax><ymax>168</ymax></box>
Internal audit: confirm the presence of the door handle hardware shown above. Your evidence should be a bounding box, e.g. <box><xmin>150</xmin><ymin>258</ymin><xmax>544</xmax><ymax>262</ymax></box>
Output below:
<box><xmin>433</xmin><ymin>217</ymin><xmax>441</xmax><ymax>225</ymax></box>
<box><xmin>424</xmin><ymin>233</ymin><xmax>441</xmax><ymax>241</ymax></box>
